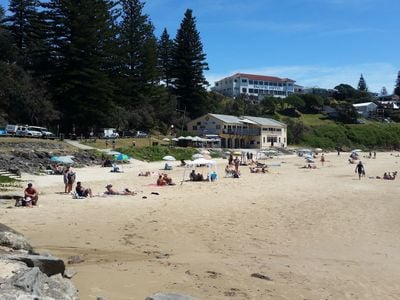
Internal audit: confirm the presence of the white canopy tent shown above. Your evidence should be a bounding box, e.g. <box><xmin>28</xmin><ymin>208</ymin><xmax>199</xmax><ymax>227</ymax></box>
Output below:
<box><xmin>181</xmin><ymin>158</ymin><xmax>218</xmax><ymax>184</ymax></box>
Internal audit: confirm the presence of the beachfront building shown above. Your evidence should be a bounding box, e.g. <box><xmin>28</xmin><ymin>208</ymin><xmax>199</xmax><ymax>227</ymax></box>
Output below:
<box><xmin>187</xmin><ymin>113</ymin><xmax>287</xmax><ymax>149</ymax></box>
<box><xmin>212</xmin><ymin>73</ymin><xmax>296</xmax><ymax>101</ymax></box>
<box><xmin>353</xmin><ymin>102</ymin><xmax>378</xmax><ymax>118</ymax></box>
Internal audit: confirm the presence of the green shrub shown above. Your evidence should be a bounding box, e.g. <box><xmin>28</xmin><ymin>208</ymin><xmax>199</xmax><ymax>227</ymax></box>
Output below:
<box><xmin>118</xmin><ymin>145</ymin><xmax>198</xmax><ymax>162</ymax></box>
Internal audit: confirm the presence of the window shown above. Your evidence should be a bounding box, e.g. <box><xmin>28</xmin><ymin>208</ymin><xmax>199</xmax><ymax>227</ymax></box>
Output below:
<box><xmin>264</xmin><ymin>81</ymin><xmax>269</xmax><ymax>85</ymax></box>
<box><xmin>254</xmin><ymin>80</ymin><xmax>258</xmax><ymax>85</ymax></box>
<box><xmin>234</xmin><ymin>79</ymin><xmax>237</xmax><ymax>82</ymax></box>
<box><xmin>242</xmin><ymin>88</ymin><xmax>247</xmax><ymax>93</ymax></box>
<box><xmin>249</xmin><ymin>88</ymin><xmax>254</xmax><ymax>93</ymax></box>
<box><xmin>216</xmin><ymin>125</ymin><xmax>221</xmax><ymax>129</ymax></box>
<box><xmin>241</xmin><ymin>79</ymin><xmax>247</xmax><ymax>83</ymax></box>
<box><xmin>215</xmin><ymin>83</ymin><xmax>219</xmax><ymax>86</ymax></box>
<box><xmin>249</xmin><ymin>80</ymin><xmax>254</xmax><ymax>84</ymax></box>
<box><xmin>197</xmin><ymin>122</ymin><xmax>201</xmax><ymax>125</ymax></box>
<box><xmin>254</xmin><ymin>89</ymin><xmax>258</xmax><ymax>93</ymax></box>
<box><xmin>192</xmin><ymin>126</ymin><xmax>197</xmax><ymax>130</ymax></box>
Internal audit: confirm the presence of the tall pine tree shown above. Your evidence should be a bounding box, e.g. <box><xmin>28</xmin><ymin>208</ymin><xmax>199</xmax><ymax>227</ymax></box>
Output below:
<box><xmin>395</xmin><ymin>70</ymin><xmax>400</xmax><ymax>97</ymax></box>
<box><xmin>46</xmin><ymin>0</ymin><xmax>117</xmax><ymax>131</ymax></box>
<box><xmin>6</xmin><ymin>0</ymin><xmax>48</xmax><ymax>72</ymax></box>
<box><xmin>172</xmin><ymin>9</ymin><xmax>209</xmax><ymax>119</ymax></box>
<box><xmin>357</xmin><ymin>74</ymin><xmax>368</xmax><ymax>92</ymax></box>
<box><xmin>158</xmin><ymin>28</ymin><xmax>173</xmax><ymax>88</ymax></box>
<box><xmin>0</xmin><ymin>5</ymin><xmax>17</xmax><ymax>63</ymax></box>
<box><xmin>115</xmin><ymin>0</ymin><xmax>158</xmax><ymax>106</ymax></box>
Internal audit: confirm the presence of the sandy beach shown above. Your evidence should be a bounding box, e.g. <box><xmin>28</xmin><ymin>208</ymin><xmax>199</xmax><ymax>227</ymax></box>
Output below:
<box><xmin>1</xmin><ymin>152</ymin><xmax>400</xmax><ymax>299</ymax></box>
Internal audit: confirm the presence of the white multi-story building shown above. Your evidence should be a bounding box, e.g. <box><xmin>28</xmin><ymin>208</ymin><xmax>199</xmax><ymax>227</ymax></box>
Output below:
<box><xmin>212</xmin><ymin>73</ymin><xmax>296</xmax><ymax>100</ymax></box>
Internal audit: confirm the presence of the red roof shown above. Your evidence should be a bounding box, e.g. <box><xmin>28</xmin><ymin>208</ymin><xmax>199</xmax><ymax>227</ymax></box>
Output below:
<box><xmin>232</xmin><ymin>73</ymin><xmax>295</xmax><ymax>83</ymax></box>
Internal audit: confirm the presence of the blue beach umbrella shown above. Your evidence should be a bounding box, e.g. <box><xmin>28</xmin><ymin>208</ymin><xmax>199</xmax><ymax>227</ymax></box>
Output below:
<box><xmin>51</xmin><ymin>155</ymin><xmax>74</xmax><ymax>164</ymax></box>
<box><xmin>114</xmin><ymin>153</ymin><xmax>129</xmax><ymax>161</ymax></box>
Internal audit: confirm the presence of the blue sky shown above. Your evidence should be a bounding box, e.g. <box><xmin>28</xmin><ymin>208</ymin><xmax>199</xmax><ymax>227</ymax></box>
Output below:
<box><xmin>1</xmin><ymin>0</ymin><xmax>399</xmax><ymax>93</ymax></box>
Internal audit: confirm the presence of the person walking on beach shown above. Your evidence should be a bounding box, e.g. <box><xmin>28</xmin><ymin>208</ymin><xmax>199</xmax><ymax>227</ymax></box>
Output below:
<box><xmin>355</xmin><ymin>161</ymin><xmax>365</xmax><ymax>180</ymax></box>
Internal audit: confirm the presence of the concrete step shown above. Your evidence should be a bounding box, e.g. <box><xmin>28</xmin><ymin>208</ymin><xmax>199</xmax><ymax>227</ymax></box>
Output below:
<box><xmin>0</xmin><ymin>169</ymin><xmax>21</xmax><ymax>179</ymax></box>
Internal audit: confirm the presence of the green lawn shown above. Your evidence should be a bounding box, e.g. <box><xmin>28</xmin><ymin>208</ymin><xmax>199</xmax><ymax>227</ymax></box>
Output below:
<box><xmin>299</xmin><ymin>114</ymin><xmax>335</xmax><ymax>126</ymax></box>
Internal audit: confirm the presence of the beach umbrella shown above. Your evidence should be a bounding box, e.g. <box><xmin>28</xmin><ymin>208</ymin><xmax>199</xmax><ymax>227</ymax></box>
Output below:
<box><xmin>162</xmin><ymin>137</ymin><xmax>170</xmax><ymax>142</ymax></box>
<box><xmin>304</xmin><ymin>154</ymin><xmax>313</xmax><ymax>159</ymax></box>
<box><xmin>232</xmin><ymin>151</ymin><xmax>241</xmax><ymax>156</ymax></box>
<box><xmin>184</xmin><ymin>136</ymin><xmax>193</xmax><ymax>140</ymax></box>
<box><xmin>162</xmin><ymin>155</ymin><xmax>176</xmax><ymax>161</ymax></box>
<box><xmin>177</xmin><ymin>136</ymin><xmax>185</xmax><ymax>140</ymax></box>
<box><xmin>191</xmin><ymin>158</ymin><xmax>215</xmax><ymax>165</ymax></box>
<box><xmin>171</xmin><ymin>138</ymin><xmax>178</xmax><ymax>141</ymax></box>
<box><xmin>314</xmin><ymin>148</ymin><xmax>323</xmax><ymax>153</ymax></box>
<box><xmin>192</xmin><ymin>153</ymin><xmax>204</xmax><ymax>160</ymax></box>
<box><xmin>200</xmin><ymin>149</ymin><xmax>210</xmax><ymax>155</ymax></box>
<box><xmin>106</xmin><ymin>150</ymin><xmax>120</xmax><ymax>155</ymax></box>
<box><xmin>352</xmin><ymin>149</ymin><xmax>362</xmax><ymax>153</ymax></box>
<box><xmin>114</xmin><ymin>153</ymin><xmax>129</xmax><ymax>161</ymax></box>
<box><xmin>51</xmin><ymin>156</ymin><xmax>74</xmax><ymax>164</ymax></box>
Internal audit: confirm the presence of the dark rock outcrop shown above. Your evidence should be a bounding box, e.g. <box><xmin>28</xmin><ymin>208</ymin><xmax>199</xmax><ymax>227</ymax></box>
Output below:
<box><xmin>10</xmin><ymin>254</ymin><xmax>65</xmax><ymax>276</ymax></box>
<box><xmin>0</xmin><ymin>141</ymin><xmax>102</xmax><ymax>175</ymax></box>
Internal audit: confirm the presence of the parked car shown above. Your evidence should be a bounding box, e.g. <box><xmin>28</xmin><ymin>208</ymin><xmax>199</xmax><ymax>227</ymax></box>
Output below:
<box><xmin>135</xmin><ymin>131</ymin><xmax>148</xmax><ymax>138</ymax></box>
<box><xmin>16</xmin><ymin>125</ymin><xmax>42</xmax><ymax>137</ymax></box>
<box><xmin>28</xmin><ymin>126</ymin><xmax>55</xmax><ymax>139</ymax></box>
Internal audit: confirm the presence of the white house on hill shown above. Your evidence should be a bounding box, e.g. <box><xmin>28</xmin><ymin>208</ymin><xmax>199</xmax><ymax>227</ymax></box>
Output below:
<box><xmin>353</xmin><ymin>102</ymin><xmax>378</xmax><ymax>118</ymax></box>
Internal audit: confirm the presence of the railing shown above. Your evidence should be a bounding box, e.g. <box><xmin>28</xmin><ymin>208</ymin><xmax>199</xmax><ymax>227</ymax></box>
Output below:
<box><xmin>197</xmin><ymin>128</ymin><xmax>261</xmax><ymax>136</ymax></box>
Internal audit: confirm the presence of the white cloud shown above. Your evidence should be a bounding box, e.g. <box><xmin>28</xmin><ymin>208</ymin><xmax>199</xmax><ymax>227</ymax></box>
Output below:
<box><xmin>206</xmin><ymin>63</ymin><xmax>398</xmax><ymax>93</ymax></box>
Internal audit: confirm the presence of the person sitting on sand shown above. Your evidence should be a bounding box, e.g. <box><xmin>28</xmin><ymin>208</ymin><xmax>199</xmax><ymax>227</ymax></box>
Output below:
<box><xmin>75</xmin><ymin>181</ymin><xmax>93</xmax><ymax>198</ymax></box>
<box><xmin>225</xmin><ymin>165</ymin><xmax>235</xmax><ymax>177</ymax></box>
<box><xmin>24</xmin><ymin>183</ymin><xmax>38</xmax><ymax>207</ymax></box>
<box><xmin>105</xmin><ymin>184</ymin><xmax>136</xmax><ymax>195</ymax></box>
<box><xmin>190</xmin><ymin>170</ymin><xmax>196</xmax><ymax>181</ymax></box>
<box><xmin>102</xmin><ymin>158</ymin><xmax>113</xmax><ymax>167</ymax></box>
<box><xmin>138</xmin><ymin>171</ymin><xmax>151</xmax><ymax>176</ymax></box>
<box><xmin>162</xmin><ymin>173</ymin><xmax>175</xmax><ymax>185</ymax></box>
<box><xmin>157</xmin><ymin>175</ymin><xmax>167</xmax><ymax>186</ymax></box>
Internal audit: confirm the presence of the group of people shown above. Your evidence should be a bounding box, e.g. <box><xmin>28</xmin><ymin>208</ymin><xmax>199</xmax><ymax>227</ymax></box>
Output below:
<box><xmin>383</xmin><ymin>171</ymin><xmax>397</xmax><ymax>180</ymax></box>
<box><xmin>156</xmin><ymin>173</ymin><xmax>175</xmax><ymax>186</ymax></box>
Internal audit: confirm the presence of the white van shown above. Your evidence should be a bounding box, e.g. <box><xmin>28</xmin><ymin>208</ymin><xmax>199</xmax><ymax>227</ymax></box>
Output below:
<box><xmin>5</xmin><ymin>124</ymin><xmax>18</xmax><ymax>135</ymax></box>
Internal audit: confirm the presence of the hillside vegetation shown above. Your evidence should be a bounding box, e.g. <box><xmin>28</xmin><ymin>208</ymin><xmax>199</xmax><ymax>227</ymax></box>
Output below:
<box><xmin>289</xmin><ymin>116</ymin><xmax>400</xmax><ymax>150</ymax></box>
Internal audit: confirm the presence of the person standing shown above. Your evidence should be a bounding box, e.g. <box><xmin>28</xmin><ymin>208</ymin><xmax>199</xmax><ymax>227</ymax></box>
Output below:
<box><xmin>234</xmin><ymin>157</ymin><xmax>240</xmax><ymax>172</ymax></box>
<box><xmin>355</xmin><ymin>161</ymin><xmax>365</xmax><ymax>180</ymax></box>
<box><xmin>63</xmin><ymin>166</ymin><xmax>76</xmax><ymax>193</ymax></box>
<box><xmin>320</xmin><ymin>153</ymin><xmax>325</xmax><ymax>166</ymax></box>
<box><xmin>24</xmin><ymin>183</ymin><xmax>39</xmax><ymax>206</ymax></box>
